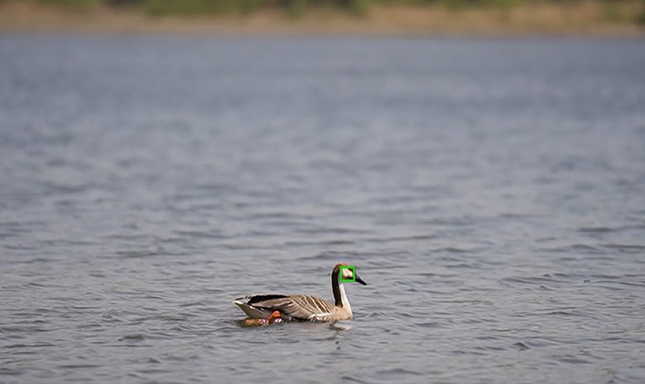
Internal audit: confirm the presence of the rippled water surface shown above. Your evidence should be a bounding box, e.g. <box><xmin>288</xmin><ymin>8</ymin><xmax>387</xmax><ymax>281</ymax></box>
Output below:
<box><xmin>1</xmin><ymin>35</ymin><xmax>645</xmax><ymax>383</ymax></box>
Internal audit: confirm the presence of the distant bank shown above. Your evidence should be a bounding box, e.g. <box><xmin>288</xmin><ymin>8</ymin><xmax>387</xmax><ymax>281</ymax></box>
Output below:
<box><xmin>1</xmin><ymin>0</ymin><xmax>644</xmax><ymax>36</ymax></box>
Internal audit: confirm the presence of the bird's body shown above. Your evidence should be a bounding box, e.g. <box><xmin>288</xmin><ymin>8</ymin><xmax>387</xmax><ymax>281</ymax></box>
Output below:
<box><xmin>235</xmin><ymin>293</ymin><xmax>347</xmax><ymax>322</ymax></box>
<box><xmin>233</xmin><ymin>263</ymin><xmax>366</xmax><ymax>323</ymax></box>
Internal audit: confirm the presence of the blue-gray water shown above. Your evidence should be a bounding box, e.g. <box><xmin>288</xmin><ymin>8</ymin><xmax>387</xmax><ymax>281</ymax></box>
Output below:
<box><xmin>1</xmin><ymin>35</ymin><xmax>645</xmax><ymax>384</ymax></box>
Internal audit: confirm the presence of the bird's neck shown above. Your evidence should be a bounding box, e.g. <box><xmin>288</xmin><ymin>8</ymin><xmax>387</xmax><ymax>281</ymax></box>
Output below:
<box><xmin>332</xmin><ymin>271</ymin><xmax>351</xmax><ymax>311</ymax></box>
<box><xmin>338</xmin><ymin>283</ymin><xmax>351</xmax><ymax>313</ymax></box>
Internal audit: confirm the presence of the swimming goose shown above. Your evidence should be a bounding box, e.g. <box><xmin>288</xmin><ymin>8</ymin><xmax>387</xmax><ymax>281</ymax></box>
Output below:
<box><xmin>233</xmin><ymin>263</ymin><xmax>367</xmax><ymax>322</ymax></box>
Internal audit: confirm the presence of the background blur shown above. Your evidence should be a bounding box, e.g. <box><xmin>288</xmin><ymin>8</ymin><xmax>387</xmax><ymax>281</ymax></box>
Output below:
<box><xmin>0</xmin><ymin>0</ymin><xmax>644</xmax><ymax>34</ymax></box>
<box><xmin>1</xmin><ymin>2</ymin><xmax>645</xmax><ymax>384</ymax></box>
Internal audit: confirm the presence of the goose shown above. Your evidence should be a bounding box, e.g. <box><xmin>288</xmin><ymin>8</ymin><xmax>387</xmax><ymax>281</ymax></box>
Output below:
<box><xmin>233</xmin><ymin>263</ymin><xmax>367</xmax><ymax>322</ymax></box>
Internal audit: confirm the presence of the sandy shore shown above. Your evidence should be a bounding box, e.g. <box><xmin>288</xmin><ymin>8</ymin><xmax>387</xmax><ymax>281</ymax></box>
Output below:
<box><xmin>1</xmin><ymin>1</ymin><xmax>644</xmax><ymax>36</ymax></box>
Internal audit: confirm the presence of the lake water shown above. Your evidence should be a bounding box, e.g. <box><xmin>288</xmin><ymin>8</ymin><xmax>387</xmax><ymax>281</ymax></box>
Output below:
<box><xmin>1</xmin><ymin>35</ymin><xmax>645</xmax><ymax>384</ymax></box>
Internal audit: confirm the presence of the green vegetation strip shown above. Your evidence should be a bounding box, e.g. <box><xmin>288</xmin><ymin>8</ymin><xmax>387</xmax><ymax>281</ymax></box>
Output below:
<box><xmin>11</xmin><ymin>0</ymin><xmax>645</xmax><ymax>23</ymax></box>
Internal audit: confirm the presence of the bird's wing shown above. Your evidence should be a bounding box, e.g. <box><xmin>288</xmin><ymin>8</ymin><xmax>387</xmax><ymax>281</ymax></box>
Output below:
<box><xmin>243</xmin><ymin>294</ymin><xmax>335</xmax><ymax>321</ymax></box>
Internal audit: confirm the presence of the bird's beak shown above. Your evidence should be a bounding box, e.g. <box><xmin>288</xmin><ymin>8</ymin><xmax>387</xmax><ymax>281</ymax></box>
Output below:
<box><xmin>355</xmin><ymin>274</ymin><xmax>367</xmax><ymax>286</ymax></box>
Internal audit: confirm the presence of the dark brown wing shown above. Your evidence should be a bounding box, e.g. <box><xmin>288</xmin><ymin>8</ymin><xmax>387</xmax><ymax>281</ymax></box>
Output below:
<box><xmin>246</xmin><ymin>294</ymin><xmax>335</xmax><ymax>321</ymax></box>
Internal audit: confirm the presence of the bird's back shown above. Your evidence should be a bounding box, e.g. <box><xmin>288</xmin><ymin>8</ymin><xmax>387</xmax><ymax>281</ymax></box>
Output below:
<box><xmin>238</xmin><ymin>293</ymin><xmax>336</xmax><ymax>321</ymax></box>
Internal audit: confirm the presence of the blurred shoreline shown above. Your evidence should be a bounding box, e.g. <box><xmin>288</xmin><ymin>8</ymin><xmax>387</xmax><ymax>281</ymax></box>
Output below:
<box><xmin>1</xmin><ymin>1</ymin><xmax>644</xmax><ymax>36</ymax></box>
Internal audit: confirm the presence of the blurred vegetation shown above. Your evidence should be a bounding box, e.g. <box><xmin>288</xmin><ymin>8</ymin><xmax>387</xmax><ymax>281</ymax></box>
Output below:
<box><xmin>134</xmin><ymin>0</ymin><xmax>379</xmax><ymax>16</ymax></box>
<box><xmin>638</xmin><ymin>0</ymin><xmax>645</xmax><ymax>24</ymax></box>
<box><xmin>6</xmin><ymin>0</ymin><xmax>645</xmax><ymax>21</ymax></box>
<box><xmin>35</xmin><ymin>0</ymin><xmax>100</xmax><ymax>9</ymax></box>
